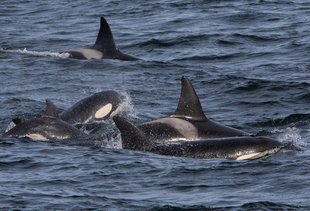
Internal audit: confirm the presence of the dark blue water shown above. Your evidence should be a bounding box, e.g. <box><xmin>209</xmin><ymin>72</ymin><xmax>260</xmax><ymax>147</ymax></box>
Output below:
<box><xmin>1</xmin><ymin>0</ymin><xmax>309</xmax><ymax>210</ymax></box>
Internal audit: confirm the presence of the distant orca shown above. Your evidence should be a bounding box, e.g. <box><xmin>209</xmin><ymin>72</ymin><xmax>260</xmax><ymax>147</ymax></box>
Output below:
<box><xmin>64</xmin><ymin>16</ymin><xmax>139</xmax><ymax>61</ymax></box>
<box><xmin>138</xmin><ymin>76</ymin><xmax>249</xmax><ymax>143</ymax></box>
<box><xmin>113</xmin><ymin>116</ymin><xmax>283</xmax><ymax>160</ymax></box>
<box><xmin>5</xmin><ymin>100</ymin><xmax>84</xmax><ymax>141</ymax></box>
<box><xmin>51</xmin><ymin>90</ymin><xmax>125</xmax><ymax>125</ymax></box>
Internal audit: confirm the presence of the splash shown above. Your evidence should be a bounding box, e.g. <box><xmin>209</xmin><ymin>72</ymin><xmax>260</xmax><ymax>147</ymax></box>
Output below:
<box><xmin>273</xmin><ymin>127</ymin><xmax>306</xmax><ymax>147</ymax></box>
<box><xmin>0</xmin><ymin>48</ymin><xmax>70</xmax><ymax>58</ymax></box>
<box><xmin>104</xmin><ymin>133</ymin><xmax>122</xmax><ymax>149</ymax></box>
<box><xmin>118</xmin><ymin>91</ymin><xmax>137</xmax><ymax>120</ymax></box>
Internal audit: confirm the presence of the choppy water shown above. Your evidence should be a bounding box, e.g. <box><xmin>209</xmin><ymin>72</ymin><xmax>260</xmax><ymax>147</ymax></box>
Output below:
<box><xmin>1</xmin><ymin>0</ymin><xmax>309</xmax><ymax>210</ymax></box>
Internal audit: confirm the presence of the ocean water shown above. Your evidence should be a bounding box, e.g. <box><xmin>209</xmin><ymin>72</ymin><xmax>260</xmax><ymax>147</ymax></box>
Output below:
<box><xmin>0</xmin><ymin>0</ymin><xmax>309</xmax><ymax>210</ymax></box>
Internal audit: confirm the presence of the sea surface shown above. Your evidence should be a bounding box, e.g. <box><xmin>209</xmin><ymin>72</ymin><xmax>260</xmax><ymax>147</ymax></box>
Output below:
<box><xmin>0</xmin><ymin>0</ymin><xmax>309</xmax><ymax>210</ymax></box>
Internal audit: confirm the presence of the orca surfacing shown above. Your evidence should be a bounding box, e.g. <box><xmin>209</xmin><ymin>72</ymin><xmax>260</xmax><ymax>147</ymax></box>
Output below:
<box><xmin>64</xmin><ymin>16</ymin><xmax>139</xmax><ymax>61</ymax></box>
<box><xmin>47</xmin><ymin>90</ymin><xmax>126</xmax><ymax>125</ymax></box>
<box><xmin>114</xmin><ymin>116</ymin><xmax>283</xmax><ymax>160</ymax></box>
<box><xmin>138</xmin><ymin>76</ymin><xmax>250</xmax><ymax>143</ymax></box>
<box><xmin>5</xmin><ymin>100</ymin><xmax>84</xmax><ymax>141</ymax></box>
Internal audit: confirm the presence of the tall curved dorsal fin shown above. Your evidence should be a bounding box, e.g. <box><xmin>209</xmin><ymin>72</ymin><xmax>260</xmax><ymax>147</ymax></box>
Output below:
<box><xmin>113</xmin><ymin>116</ymin><xmax>150</xmax><ymax>150</ymax></box>
<box><xmin>44</xmin><ymin>99</ymin><xmax>59</xmax><ymax>118</ymax></box>
<box><xmin>172</xmin><ymin>76</ymin><xmax>207</xmax><ymax>120</ymax></box>
<box><xmin>92</xmin><ymin>16</ymin><xmax>117</xmax><ymax>54</ymax></box>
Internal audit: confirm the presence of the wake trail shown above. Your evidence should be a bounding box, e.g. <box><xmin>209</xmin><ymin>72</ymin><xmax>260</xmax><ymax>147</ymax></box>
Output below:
<box><xmin>0</xmin><ymin>48</ymin><xmax>70</xmax><ymax>58</ymax></box>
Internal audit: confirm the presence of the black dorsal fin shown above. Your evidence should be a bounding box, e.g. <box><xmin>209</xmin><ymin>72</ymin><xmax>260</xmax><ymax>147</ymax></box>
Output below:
<box><xmin>171</xmin><ymin>76</ymin><xmax>207</xmax><ymax>120</ymax></box>
<box><xmin>44</xmin><ymin>99</ymin><xmax>59</xmax><ymax>118</ymax></box>
<box><xmin>113</xmin><ymin>116</ymin><xmax>150</xmax><ymax>150</ymax></box>
<box><xmin>92</xmin><ymin>16</ymin><xmax>117</xmax><ymax>54</ymax></box>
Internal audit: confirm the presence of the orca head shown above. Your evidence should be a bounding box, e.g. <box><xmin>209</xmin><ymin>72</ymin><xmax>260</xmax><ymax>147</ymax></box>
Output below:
<box><xmin>170</xmin><ymin>76</ymin><xmax>207</xmax><ymax>121</ymax></box>
<box><xmin>93</xmin><ymin>90</ymin><xmax>125</xmax><ymax>120</ymax></box>
<box><xmin>232</xmin><ymin>136</ymin><xmax>283</xmax><ymax>160</ymax></box>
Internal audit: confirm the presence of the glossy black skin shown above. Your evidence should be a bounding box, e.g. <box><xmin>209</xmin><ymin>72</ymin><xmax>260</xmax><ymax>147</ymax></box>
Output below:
<box><xmin>60</xmin><ymin>90</ymin><xmax>124</xmax><ymax>124</ymax></box>
<box><xmin>149</xmin><ymin>136</ymin><xmax>282</xmax><ymax>160</ymax></box>
<box><xmin>5</xmin><ymin>116</ymin><xmax>84</xmax><ymax>141</ymax></box>
<box><xmin>138</xmin><ymin>76</ymin><xmax>249</xmax><ymax>142</ymax></box>
<box><xmin>139</xmin><ymin>117</ymin><xmax>249</xmax><ymax>142</ymax></box>
<box><xmin>113</xmin><ymin>116</ymin><xmax>283</xmax><ymax>160</ymax></box>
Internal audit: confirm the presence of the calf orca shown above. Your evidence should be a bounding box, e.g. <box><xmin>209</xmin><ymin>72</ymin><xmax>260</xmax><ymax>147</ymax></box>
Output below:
<box><xmin>64</xmin><ymin>16</ymin><xmax>139</xmax><ymax>61</ymax></box>
<box><xmin>5</xmin><ymin>100</ymin><xmax>84</xmax><ymax>141</ymax></box>
<box><xmin>114</xmin><ymin>116</ymin><xmax>283</xmax><ymax>160</ymax></box>
<box><xmin>138</xmin><ymin>76</ymin><xmax>249</xmax><ymax>143</ymax></box>
<box><xmin>54</xmin><ymin>90</ymin><xmax>126</xmax><ymax>125</ymax></box>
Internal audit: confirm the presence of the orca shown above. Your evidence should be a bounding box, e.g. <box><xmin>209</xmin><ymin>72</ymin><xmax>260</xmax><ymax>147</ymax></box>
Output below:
<box><xmin>4</xmin><ymin>100</ymin><xmax>84</xmax><ymax>141</ymax></box>
<box><xmin>113</xmin><ymin>116</ymin><xmax>284</xmax><ymax>160</ymax></box>
<box><xmin>138</xmin><ymin>76</ymin><xmax>250</xmax><ymax>143</ymax></box>
<box><xmin>56</xmin><ymin>90</ymin><xmax>126</xmax><ymax>125</ymax></box>
<box><xmin>64</xmin><ymin>16</ymin><xmax>139</xmax><ymax>61</ymax></box>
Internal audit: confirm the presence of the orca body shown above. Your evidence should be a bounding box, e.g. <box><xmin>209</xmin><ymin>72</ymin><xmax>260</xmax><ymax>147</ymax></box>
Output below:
<box><xmin>114</xmin><ymin>116</ymin><xmax>283</xmax><ymax>160</ymax></box>
<box><xmin>64</xmin><ymin>17</ymin><xmax>139</xmax><ymax>61</ymax></box>
<box><xmin>59</xmin><ymin>90</ymin><xmax>125</xmax><ymax>125</ymax></box>
<box><xmin>5</xmin><ymin>100</ymin><xmax>84</xmax><ymax>141</ymax></box>
<box><xmin>138</xmin><ymin>76</ymin><xmax>249</xmax><ymax>143</ymax></box>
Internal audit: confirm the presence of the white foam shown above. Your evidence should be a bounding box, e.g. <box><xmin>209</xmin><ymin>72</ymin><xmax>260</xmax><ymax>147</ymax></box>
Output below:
<box><xmin>273</xmin><ymin>127</ymin><xmax>306</xmax><ymax>147</ymax></box>
<box><xmin>102</xmin><ymin>91</ymin><xmax>137</xmax><ymax>120</ymax></box>
<box><xmin>0</xmin><ymin>48</ymin><xmax>70</xmax><ymax>58</ymax></box>
<box><xmin>105</xmin><ymin>133</ymin><xmax>122</xmax><ymax>149</ymax></box>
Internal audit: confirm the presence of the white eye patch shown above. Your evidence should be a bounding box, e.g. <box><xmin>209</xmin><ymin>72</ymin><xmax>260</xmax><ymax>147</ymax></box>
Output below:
<box><xmin>95</xmin><ymin>103</ymin><xmax>112</xmax><ymax>119</ymax></box>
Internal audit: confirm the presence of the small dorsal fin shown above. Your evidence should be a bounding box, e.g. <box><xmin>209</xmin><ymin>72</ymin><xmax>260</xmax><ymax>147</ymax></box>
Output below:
<box><xmin>44</xmin><ymin>99</ymin><xmax>59</xmax><ymax>118</ymax></box>
<box><xmin>92</xmin><ymin>16</ymin><xmax>117</xmax><ymax>54</ymax></box>
<box><xmin>172</xmin><ymin>76</ymin><xmax>207</xmax><ymax>120</ymax></box>
<box><xmin>113</xmin><ymin>116</ymin><xmax>150</xmax><ymax>150</ymax></box>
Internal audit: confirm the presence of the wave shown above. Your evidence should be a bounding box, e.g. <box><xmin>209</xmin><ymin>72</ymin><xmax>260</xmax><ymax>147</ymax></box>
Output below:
<box><xmin>172</xmin><ymin>52</ymin><xmax>243</xmax><ymax>62</ymax></box>
<box><xmin>138</xmin><ymin>34</ymin><xmax>216</xmax><ymax>48</ymax></box>
<box><xmin>0</xmin><ymin>48</ymin><xmax>70</xmax><ymax>58</ymax></box>
<box><xmin>251</xmin><ymin>113</ymin><xmax>310</xmax><ymax>127</ymax></box>
<box><xmin>225</xmin><ymin>78</ymin><xmax>310</xmax><ymax>93</ymax></box>
<box><xmin>231</xmin><ymin>33</ymin><xmax>288</xmax><ymax>43</ymax></box>
<box><xmin>237</xmin><ymin>201</ymin><xmax>304</xmax><ymax>210</ymax></box>
<box><xmin>149</xmin><ymin>201</ymin><xmax>303</xmax><ymax>211</ymax></box>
